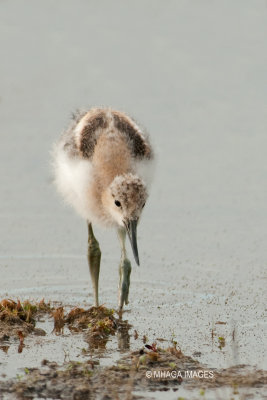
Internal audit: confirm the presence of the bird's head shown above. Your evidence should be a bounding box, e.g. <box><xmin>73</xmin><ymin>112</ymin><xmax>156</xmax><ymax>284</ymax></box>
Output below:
<box><xmin>102</xmin><ymin>173</ymin><xmax>148</xmax><ymax>265</ymax></box>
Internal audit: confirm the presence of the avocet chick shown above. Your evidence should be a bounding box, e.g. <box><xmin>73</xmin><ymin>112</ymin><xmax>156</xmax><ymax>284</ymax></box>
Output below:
<box><xmin>53</xmin><ymin>108</ymin><xmax>154</xmax><ymax>310</ymax></box>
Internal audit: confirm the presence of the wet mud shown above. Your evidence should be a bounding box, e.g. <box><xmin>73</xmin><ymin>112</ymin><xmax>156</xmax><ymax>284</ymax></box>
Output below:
<box><xmin>0</xmin><ymin>299</ymin><xmax>266</xmax><ymax>400</ymax></box>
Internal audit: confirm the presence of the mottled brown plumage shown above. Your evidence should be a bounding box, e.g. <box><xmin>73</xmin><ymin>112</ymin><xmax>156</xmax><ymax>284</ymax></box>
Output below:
<box><xmin>60</xmin><ymin>108</ymin><xmax>152</xmax><ymax>162</ymax></box>
<box><xmin>112</xmin><ymin>111</ymin><xmax>152</xmax><ymax>159</ymax></box>
<box><xmin>79</xmin><ymin>110</ymin><xmax>108</xmax><ymax>158</ymax></box>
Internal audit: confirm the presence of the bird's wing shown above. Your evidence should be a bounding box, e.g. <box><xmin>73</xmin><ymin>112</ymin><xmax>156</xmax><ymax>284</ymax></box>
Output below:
<box><xmin>111</xmin><ymin>110</ymin><xmax>153</xmax><ymax>160</ymax></box>
<box><xmin>60</xmin><ymin>108</ymin><xmax>153</xmax><ymax>162</ymax></box>
<box><xmin>60</xmin><ymin>109</ymin><xmax>108</xmax><ymax>159</ymax></box>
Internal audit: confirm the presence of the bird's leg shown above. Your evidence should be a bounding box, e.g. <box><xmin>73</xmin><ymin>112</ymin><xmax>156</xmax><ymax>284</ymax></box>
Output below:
<box><xmin>117</xmin><ymin>227</ymin><xmax>132</xmax><ymax>311</ymax></box>
<box><xmin>87</xmin><ymin>222</ymin><xmax>101</xmax><ymax>307</ymax></box>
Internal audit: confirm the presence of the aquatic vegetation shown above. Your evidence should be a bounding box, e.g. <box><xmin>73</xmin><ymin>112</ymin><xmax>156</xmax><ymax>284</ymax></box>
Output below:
<box><xmin>1</xmin><ymin>343</ymin><xmax>265</xmax><ymax>399</ymax></box>
<box><xmin>65</xmin><ymin>305</ymin><xmax>117</xmax><ymax>336</ymax></box>
<box><xmin>52</xmin><ymin>306</ymin><xmax>64</xmax><ymax>335</ymax></box>
<box><xmin>0</xmin><ymin>299</ymin><xmax>266</xmax><ymax>399</ymax></box>
<box><xmin>218</xmin><ymin>336</ymin><xmax>226</xmax><ymax>350</ymax></box>
<box><xmin>0</xmin><ymin>298</ymin><xmax>52</xmax><ymax>325</ymax></box>
<box><xmin>0</xmin><ymin>299</ymin><xmax>52</xmax><ymax>345</ymax></box>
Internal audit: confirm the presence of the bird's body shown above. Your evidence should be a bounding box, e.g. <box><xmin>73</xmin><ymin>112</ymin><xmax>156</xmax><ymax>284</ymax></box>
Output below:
<box><xmin>53</xmin><ymin>108</ymin><xmax>154</xmax><ymax>309</ymax></box>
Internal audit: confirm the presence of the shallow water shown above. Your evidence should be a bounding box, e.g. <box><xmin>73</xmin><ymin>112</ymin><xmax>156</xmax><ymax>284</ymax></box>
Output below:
<box><xmin>0</xmin><ymin>0</ymin><xmax>266</xmax><ymax>398</ymax></box>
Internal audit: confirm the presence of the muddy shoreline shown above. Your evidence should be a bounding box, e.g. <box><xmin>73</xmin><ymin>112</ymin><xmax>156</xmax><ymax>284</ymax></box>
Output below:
<box><xmin>0</xmin><ymin>300</ymin><xmax>266</xmax><ymax>399</ymax></box>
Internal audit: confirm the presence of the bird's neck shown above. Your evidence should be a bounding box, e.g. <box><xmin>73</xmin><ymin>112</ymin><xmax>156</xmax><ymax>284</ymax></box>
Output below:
<box><xmin>87</xmin><ymin>134</ymin><xmax>134</xmax><ymax>224</ymax></box>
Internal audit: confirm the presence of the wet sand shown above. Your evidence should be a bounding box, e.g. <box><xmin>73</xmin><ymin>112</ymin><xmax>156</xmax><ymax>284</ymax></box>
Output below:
<box><xmin>0</xmin><ymin>0</ymin><xmax>266</xmax><ymax>398</ymax></box>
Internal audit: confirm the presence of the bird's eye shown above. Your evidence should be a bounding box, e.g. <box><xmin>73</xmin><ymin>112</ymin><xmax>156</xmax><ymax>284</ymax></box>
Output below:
<box><xmin>142</xmin><ymin>202</ymin><xmax>146</xmax><ymax>208</ymax></box>
<box><xmin>115</xmin><ymin>200</ymin><xmax>121</xmax><ymax>207</ymax></box>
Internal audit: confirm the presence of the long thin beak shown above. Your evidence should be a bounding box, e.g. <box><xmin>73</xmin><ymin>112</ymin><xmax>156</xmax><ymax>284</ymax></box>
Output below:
<box><xmin>124</xmin><ymin>219</ymin><xmax>140</xmax><ymax>266</ymax></box>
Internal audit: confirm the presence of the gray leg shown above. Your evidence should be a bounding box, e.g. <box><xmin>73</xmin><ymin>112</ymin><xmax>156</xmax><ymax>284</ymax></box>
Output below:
<box><xmin>117</xmin><ymin>227</ymin><xmax>132</xmax><ymax>311</ymax></box>
<box><xmin>87</xmin><ymin>222</ymin><xmax>101</xmax><ymax>307</ymax></box>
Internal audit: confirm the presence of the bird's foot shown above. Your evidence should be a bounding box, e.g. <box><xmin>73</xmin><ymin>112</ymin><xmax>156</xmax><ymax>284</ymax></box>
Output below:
<box><xmin>118</xmin><ymin>258</ymin><xmax>131</xmax><ymax>311</ymax></box>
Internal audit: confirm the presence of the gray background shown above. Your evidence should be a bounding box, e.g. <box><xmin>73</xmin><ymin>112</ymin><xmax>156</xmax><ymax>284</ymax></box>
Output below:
<box><xmin>0</xmin><ymin>0</ymin><xmax>266</xmax><ymax>371</ymax></box>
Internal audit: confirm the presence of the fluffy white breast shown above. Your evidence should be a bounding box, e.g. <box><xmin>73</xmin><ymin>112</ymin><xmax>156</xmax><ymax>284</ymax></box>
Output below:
<box><xmin>53</xmin><ymin>145</ymin><xmax>95</xmax><ymax>221</ymax></box>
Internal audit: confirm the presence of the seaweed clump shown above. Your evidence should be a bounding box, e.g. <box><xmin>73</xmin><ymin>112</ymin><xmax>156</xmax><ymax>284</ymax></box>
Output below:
<box><xmin>0</xmin><ymin>298</ymin><xmax>51</xmax><ymax>342</ymax></box>
<box><xmin>66</xmin><ymin>305</ymin><xmax>116</xmax><ymax>335</ymax></box>
<box><xmin>65</xmin><ymin>305</ymin><xmax>118</xmax><ymax>349</ymax></box>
